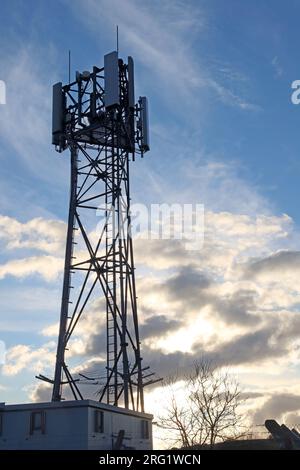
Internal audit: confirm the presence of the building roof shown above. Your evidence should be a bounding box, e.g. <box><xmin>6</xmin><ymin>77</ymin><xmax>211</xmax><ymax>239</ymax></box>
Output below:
<box><xmin>0</xmin><ymin>400</ymin><xmax>153</xmax><ymax>420</ymax></box>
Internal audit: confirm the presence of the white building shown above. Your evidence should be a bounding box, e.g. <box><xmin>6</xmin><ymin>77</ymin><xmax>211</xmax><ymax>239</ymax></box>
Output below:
<box><xmin>0</xmin><ymin>400</ymin><xmax>153</xmax><ymax>450</ymax></box>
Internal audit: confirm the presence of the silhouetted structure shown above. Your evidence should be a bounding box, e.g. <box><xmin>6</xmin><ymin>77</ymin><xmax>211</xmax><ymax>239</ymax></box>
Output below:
<box><xmin>37</xmin><ymin>51</ymin><xmax>158</xmax><ymax>413</ymax></box>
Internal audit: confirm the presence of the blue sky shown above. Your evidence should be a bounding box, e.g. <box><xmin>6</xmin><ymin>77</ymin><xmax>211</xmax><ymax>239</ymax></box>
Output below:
<box><xmin>0</xmin><ymin>0</ymin><xmax>299</xmax><ymax>220</ymax></box>
<box><xmin>2</xmin><ymin>0</ymin><xmax>300</xmax><ymax>437</ymax></box>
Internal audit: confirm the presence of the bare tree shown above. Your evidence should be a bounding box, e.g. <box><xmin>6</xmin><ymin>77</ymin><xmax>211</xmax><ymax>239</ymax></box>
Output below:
<box><xmin>158</xmin><ymin>360</ymin><xmax>243</xmax><ymax>448</ymax></box>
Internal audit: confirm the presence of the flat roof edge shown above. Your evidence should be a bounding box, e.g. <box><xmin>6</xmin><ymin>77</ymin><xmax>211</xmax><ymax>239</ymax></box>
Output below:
<box><xmin>0</xmin><ymin>400</ymin><xmax>153</xmax><ymax>419</ymax></box>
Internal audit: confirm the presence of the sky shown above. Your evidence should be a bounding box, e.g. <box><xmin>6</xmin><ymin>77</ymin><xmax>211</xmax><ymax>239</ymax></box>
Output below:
<box><xmin>1</xmin><ymin>0</ymin><xmax>300</xmax><ymax>445</ymax></box>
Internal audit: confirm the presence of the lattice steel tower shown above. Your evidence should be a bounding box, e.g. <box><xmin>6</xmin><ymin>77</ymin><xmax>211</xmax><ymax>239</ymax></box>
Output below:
<box><xmin>38</xmin><ymin>52</ymin><xmax>153</xmax><ymax>412</ymax></box>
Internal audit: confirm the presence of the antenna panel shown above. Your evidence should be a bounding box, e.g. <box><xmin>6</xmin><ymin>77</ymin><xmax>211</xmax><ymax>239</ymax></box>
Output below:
<box><xmin>140</xmin><ymin>96</ymin><xmax>150</xmax><ymax>152</ymax></box>
<box><xmin>104</xmin><ymin>51</ymin><xmax>119</xmax><ymax>108</ymax></box>
<box><xmin>128</xmin><ymin>56</ymin><xmax>135</xmax><ymax>109</ymax></box>
<box><xmin>52</xmin><ymin>82</ymin><xmax>64</xmax><ymax>145</ymax></box>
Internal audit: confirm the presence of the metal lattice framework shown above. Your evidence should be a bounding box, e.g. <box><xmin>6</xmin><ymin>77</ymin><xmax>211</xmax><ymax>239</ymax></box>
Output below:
<box><xmin>37</xmin><ymin>54</ymin><xmax>158</xmax><ymax>412</ymax></box>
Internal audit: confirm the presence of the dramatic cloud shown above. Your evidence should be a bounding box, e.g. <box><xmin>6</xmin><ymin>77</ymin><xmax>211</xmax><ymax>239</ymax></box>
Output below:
<box><xmin>0</xmin><ymin>215</ymin><xmax>66</xmax><ymax>254</ymax></box>
<box><xmin>134</xmin><ymin>239</ymin><xmax>191</xmax><ymax>270</ymax></box>
<box><xmin>146</xmin><ymin>308</ymin><xmax>300</xmax><ymax>378</ymax></box>
<box><xmin>134</xmin><ymin>211</ymin><xmax>292</xmax><ymax>273</ymax></box>
<box><xmin>253</xmin><ymin>393</ymin><xmax>300</xmax><ymax>425</ymax></box>
<box><xmin>29</xmin><ymin>382</ymin><xmax>52</xmax><ymax>403</ymax></box>
<box><xmin>15</xmin><ymin>204</ymin><xmax>298</xmax><ymax>389</ymax></box>
<box><xmin>158</xmin><ymin>266</ymin><xmax>259</xmax><ymax>326</ymax></box>
<box><xmin>1</xmin><ymin>207</ymin><xmax>299</xmax><ymax>386</ymax></box>
<box><xmin>141</xmin><ymin>314</ymin><xmax>183</xmax><ymax>339</ymax></box>
<box><xmin>244</xmin><ymin>250</ymin><xmax>300</xmax><ymax>283</ymax></box>
<box><xmin>162</xmin><ymin>267</ymin><xmax>211</xmax><ymax>304</ymax></box>
<box><xmin>0</xmin><ymin>214</ymin><xmax>65</xmax><ymax>281</ymax></box>
<box><xmin>2</xmin><ymin>343</ymin><xmax>55</xmax><ymax>376</ymax></box>
<box><xmin>74</xmin><ymin>308</ymin><xmax>184</xmax><ymax>358</ymax></box>
<box><xmin>209</xmin><ymin>325</ymin><xmax>286</xmax><ymax>366</ymax></box>
<box><xmin>140</xmin><ymin>325</ymin><xmax>282</xmax><ymax>381</ymax></box>
<box><xmin>212</xmin><ymin>289</ymin><xmax>259</xmax><ymax>326</ymax></box>
<box><xmin>0</xmin><ymin>255</ymin><xmax>63</xmax><ymax>281</ymax></box>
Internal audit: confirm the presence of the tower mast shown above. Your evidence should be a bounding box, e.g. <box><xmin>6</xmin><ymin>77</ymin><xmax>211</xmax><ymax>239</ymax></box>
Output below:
<box><xmin>38</xmin><ymin>52</ymin><xmax>153</xmax><ymax>411</ymax></box>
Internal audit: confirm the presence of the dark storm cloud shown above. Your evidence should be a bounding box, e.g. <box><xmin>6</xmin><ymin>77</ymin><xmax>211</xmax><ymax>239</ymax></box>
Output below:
<box><xmin>54</xmin><ymin>313</ymin><xmax>300</xmax><ymax>396</ymax></box>
<box><xmin>253</xmin><ymin>393</ymin><xmax>300</xmax><ymax>425</ymax></box>
<box><xmin>85</xmin><ymin>329</ymin><xmax>107</xmax><ymax>356</ymax></box>
<box><xmin>141</xmin><ymin>346</ymin><xmax>197</xmax><ymax>381</ymax></box>
<box><xmin>84</xmin><ymin>314</ymin><xmax>183</xmax><ymax>357</ymax></box>
<box><xmin>275</xmin><ymin>313</ymin><xmax>300</xmax><ymax>342</ymax></box>
<box><xmin>209</xmin><ymin>326</ymin><xmax>286</xmax><ymax>366</ymax></box>
<box><xmin>140</xmin><ymin>314</ymin><xmax>183</xmax><ymax>339</ymax></box>
<box><xmin>160</xmin><ymin>265</ymin><xmax>260</xmax><ymax>326</ymax></box>
<box><xmin>141</xmin><ymin>324</ymin><xmax>285</xmax><ymax>383</ymax></box>
<box><xmin>142</xmin><ymin>318</ymin><xmax>297</xmax><ymax>382</ymax></box>
<box><xmin>162</xmin><ymin>266</ymin><xmax>211</xmax><ymax>309</ymax></box>
<box><xmin>31</xmin><ymin>382</ymin><xmax>52</xmax><ymax>402</ymax></box>
<box><xmin>212</xmin><ymin>289</ymin><xmax>259</xmax><ymax>326</ymax></box>
<box><xmin>244</xmin><ymin>250</ymin><xmax>300</xmax><ymax>279</ymax></box>
<box><xmin>69</xmin><ymin>266</ymin><xmax>300</xmax><ymax>382</ymax></box>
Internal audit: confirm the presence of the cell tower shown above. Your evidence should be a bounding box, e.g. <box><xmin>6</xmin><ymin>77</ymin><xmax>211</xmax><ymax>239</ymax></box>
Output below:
<box><xmin>37</xmin><ymin>52</ymin><xmax>156</xmax><ymax>412</ymax></box>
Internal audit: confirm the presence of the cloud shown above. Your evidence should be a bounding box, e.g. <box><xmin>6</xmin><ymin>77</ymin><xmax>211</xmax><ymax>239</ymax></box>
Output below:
<box><xmin>179</xmin><ymin>160</ymin><xmax>272</xmax><ymax>216</ymax></box>
<box><xmin>0</xmin><ymin>285</ymin><xmax>60</xmax><ymax>333</ymax></box>
<box><xmin>161</xmin><ymin>266</ymin><xmax>211</xmax><ymax>309</ymax></box>
<box><xmin>141</xmin><ymin>347</ymin><xmax>195</xmax><ymax>381</ymax></box>
<box><xmin>29</xmin><ymin>382</ymin><xmax>52</xmax><ymax>403</ymax></box>
<box><xmin>0</xmin><ymin>255</ymin><xmax>63</xmax><ymax>281</ymax></box>
<box><xmin>284</xmin><ymin>413</ymin><xmax>300</xmax><ymax>429</ymax></box>
<box><xmin>212</xmin><ymin>289</ymin><xmax>259</xmax><ymax>326</ymax></box>
<box><xmin>41</xmin><ymin>205</ymin><xmax>300</xmax><ymax>382</ymax></box>
<box><xmin>2</xmin><ymin>343</ymin><xmax>55</xmax><ymax>376</ymax></box>
<box><xmin>75</xmin><ymin>305</ymin><xmax>184</xmax><ymax>358</ymax></box>
<box><xmin>69</xmin><ymin>0</ymin><xmax>204</xmax><ymax>97</ymax></box>
<box><xmin>208</xmin><ymin>325</ymin><xmax>285</xmax><ymax>366</ymax></box>
<box><xmin>134</xmin><ymin>239</ymin><xmax>191</xmax><ymax>270</ymax></box>
<box><xmin>0</xmin><ymin>214</ymin><xmax>65</xmax><ymax>282</ymax></box>
<box><xmin>240</xmin><ymin>391</ymin><xmax>265</xmax><ymax>400</ymax></box>
<box><xmin>41</xmin><ymin>322</ymin><xmax>59</xmax><ymax>337</ymax></box>
<box><xmin>0</xmin><ymin>214</ymin><xmax>66</xmax><ymax>254</ymax></box>
<box><xmin>139</xmin><ymin>307</ymin><xmax>300</xmax><ymax>380</ymax></box>
<box><xmin>271</xmin><ymin>56</ymin><xmax>283</xmax><ymax>78</ymax></box>
<box><xmin>69</xmin><ymin>0</ymin><xmax>258</xmax><ymax>111</ymax></box>
<box><xmin>2</xmin><ymin>204</ymin><xmax>298</xmax><ymax>375</ymax></box>
<box><xmin>136</xmin><ymin>211</ymin><xmax>293</xmax><ymax>291</ymax></box>
<box><xmin>29</xmin><ymin>379</ymin><xmax>78</xmax><ymax>403</ymax></box>
<box><xmin>158</xmin><ymin>266</ymin><xmax>259</xmax><ymax>326</ymax></box>
<box><xmin>0</xmin><ymin>41</ymin><xmax>63</xmax><ymax>184</ymax></box>
<box><xmin>208</xmin><ymin>79</ymin><xmax>261</xmax><ymax>111</ymax></box>
<box><xmin>140</xmin><ymin>314</ymin><xmax>183</xmax><ymax>339</ymax></box>
<box><xmin>253</xmin><ymin>393</ymin><xmax>300</xmax><ymax>425</ymax></box>
<box><xmin>1</xmin><ymin>198</ymin><xmax>299</xmax><ymax>412</ymax></box>
<box><xmin>243</xmin><ymin>251</ymin><xmax>300</xmax><ymax>283</ymax></box>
